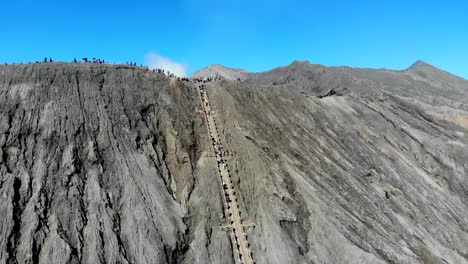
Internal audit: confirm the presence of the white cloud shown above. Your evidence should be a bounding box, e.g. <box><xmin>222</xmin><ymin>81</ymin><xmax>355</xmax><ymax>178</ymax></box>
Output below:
<box><xmin>145</xmin><ymin>53</ymin><xmax>188</xmax><ymax>77</ymax></box>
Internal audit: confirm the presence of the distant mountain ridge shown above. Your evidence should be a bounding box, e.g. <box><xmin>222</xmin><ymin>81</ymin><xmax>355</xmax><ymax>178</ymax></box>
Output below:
<box><xmin>192</xmin><ymin>60</ymin><xmax>467</xmax><ymax>82</ymax></box>
<box><xmin>194</xmin><ymin>60</ymin><xmax>468</xmax><ymax>130</ymax></box>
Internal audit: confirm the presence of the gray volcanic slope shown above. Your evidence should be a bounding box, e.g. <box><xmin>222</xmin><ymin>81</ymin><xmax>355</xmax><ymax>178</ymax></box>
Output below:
<box><xmin>1</xmin><ymin>61</ymin><xmax>468</xmax><ymax>264</ymax></box>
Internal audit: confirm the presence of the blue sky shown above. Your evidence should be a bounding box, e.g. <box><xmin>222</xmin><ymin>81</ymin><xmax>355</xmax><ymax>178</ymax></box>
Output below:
<box><xmin>0</xmin><ymin>0</ymin><xmax>467</xmax><ymax>78</ymax></box>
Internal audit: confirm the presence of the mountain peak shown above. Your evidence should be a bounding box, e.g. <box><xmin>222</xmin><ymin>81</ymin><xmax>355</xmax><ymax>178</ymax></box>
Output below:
<box><xmin>408</xmin><ymin>60</ymin><xmax>433</xmax><ymax>69</ymax></box>
<box><xmin>291</xmin><ymin>60</ymin><xmax>311</xmax><ymax>65</ymax></box>
<box><xmin>191</xmin><ymin>64</ymin><xmax>248</xmax><ymax>80</ymax></box>
<box><xmin>204</xmin><ymin>64</ymin><xmax>234</xmax><ymax>70</ymax></box>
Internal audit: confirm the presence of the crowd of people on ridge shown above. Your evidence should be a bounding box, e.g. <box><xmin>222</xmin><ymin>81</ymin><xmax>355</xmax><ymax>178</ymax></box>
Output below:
<box><xmin>5</xmin><ymin>58</ymin><xmax>244</xmax><ymax>84</ymax></box>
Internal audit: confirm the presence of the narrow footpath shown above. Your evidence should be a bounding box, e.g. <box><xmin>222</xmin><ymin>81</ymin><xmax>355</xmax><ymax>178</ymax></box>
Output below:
<box><xmin>195</xmin><ymin>80</ymin><xmax>255</xmax><ymax>264</ymax></box>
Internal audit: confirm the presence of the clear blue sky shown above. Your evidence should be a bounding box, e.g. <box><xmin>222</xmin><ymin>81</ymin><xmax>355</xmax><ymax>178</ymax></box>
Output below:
<box><xmin>1</xmin><ymin>0</ymin><xmax>467</xmax><ymax>78</ymax></box>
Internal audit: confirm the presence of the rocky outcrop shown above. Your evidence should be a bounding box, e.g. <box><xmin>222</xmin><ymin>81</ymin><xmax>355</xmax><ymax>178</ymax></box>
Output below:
<box><xmin>1</xmin><ymin>61</ymin><xmax>468</xmax><ymax>264</ymax></box>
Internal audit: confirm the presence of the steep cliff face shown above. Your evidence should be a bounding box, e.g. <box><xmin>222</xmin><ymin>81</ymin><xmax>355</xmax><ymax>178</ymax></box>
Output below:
<box><xmin>1</xmin><ymin>62</ymin><xmax>468</xmax><ymax>264</ymax></box>
<box><xmin>0</xmin><ymin>63</ymin><xmax>232</xmax><ymax>264</ymax></box>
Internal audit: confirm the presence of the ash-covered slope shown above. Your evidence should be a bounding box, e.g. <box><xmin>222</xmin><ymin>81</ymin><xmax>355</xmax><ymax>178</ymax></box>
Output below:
<box><xmin>1</xmin><ymin>61</ymin><xmax>468</xmax><ymax>264</ymax></box>
<box><xmin>202</xmin><ymin>61</ymin><xmax>468</xmax><ymax>263</ymax></box>
<box><xmin>0</xmin><ymin>63</ymin><xmax>233</xmax><ymax>264</ymax></box>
